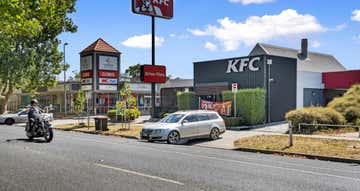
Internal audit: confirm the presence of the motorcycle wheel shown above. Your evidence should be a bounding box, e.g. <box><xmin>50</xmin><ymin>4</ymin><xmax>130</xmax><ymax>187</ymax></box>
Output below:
<box><xmin>44</xmin><ymin>128</ymin><xmax>53</xmax><ymax>143</ymax></box>
<box><xmin>26</xmin><ymin>133</ymin><xmax>34</xmax><ymax>141</ymax></box>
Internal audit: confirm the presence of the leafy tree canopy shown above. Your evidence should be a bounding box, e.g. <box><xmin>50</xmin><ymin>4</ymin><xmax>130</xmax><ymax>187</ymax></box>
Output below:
<box><xmin>0</xmin><ymin>0</ymin><xmax>77</xmax><ymax>113</ymax></box>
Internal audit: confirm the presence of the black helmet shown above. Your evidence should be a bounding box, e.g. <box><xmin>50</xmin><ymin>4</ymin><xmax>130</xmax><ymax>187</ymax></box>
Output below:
<box><xmin>30</xmin><ymin>99</ymin><xmax>38</xmax><ymax>105</ymax></box>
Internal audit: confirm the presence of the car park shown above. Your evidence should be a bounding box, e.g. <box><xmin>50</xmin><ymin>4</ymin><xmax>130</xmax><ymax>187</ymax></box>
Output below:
<box><xmin>0</xmin><ymin>109</ymin><xmax>53</xmax><ymax>125</ymax></box>
<box><xmin>140</xmin><ymin>110</ymin><xmax>226</xmax><ymax>144</ymax></box>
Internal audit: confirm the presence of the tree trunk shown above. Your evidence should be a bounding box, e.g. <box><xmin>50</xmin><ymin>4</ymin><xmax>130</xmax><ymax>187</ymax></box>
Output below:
<box><xmin>0</xmin><ymin>96</ymin><xmax>8</xmax><ymax>114</ymax></box>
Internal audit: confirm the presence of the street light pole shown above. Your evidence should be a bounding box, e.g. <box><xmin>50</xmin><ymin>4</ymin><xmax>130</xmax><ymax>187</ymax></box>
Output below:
<box><xmin>63</xmin><ymin>42</ymin><xmax>68</xmax><ymax>116</ymax></box>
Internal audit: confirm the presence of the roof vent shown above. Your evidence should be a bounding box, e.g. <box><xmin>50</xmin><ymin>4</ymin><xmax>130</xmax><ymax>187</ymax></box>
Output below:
<box><xmin>297</xmin><ymin>38</ymin><xmax>308</xmax><ymax>60</ymax></box>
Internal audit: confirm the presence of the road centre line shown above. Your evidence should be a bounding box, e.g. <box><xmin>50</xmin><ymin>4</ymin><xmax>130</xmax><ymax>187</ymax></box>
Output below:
<box><xmin>54</xmin><ymin>133</ymin><xmax>360</xmax><ymax>176</ymax></box>
<box><xmin>167</xmin><ymin>151</ymin><xmax>360</xmax><ymax>183</ymax></box>
<box><xmin>94</xmin><ymin>163</ymin><xmax>185</xmax><ymax>186</ymax></box>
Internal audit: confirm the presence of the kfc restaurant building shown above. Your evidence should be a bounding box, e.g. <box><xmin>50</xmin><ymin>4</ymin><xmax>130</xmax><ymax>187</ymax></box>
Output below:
<box><xmin>194</xmin><ymin>42</ymin><xmax>360</xmax><ymax>123</ymax></box>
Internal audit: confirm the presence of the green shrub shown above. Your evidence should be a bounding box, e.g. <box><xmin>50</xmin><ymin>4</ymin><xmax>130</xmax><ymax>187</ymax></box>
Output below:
<box><xmin>177</xmin><ymin>91</ymin><xmax>198</xmax><ymax>110</ymax></box>
<box><xmin>223</xmin><ymin>88</ymin><xmax>265</xmax><ymax>125</ymax></box>
<box><xmin>285</xmin><ymin>107</ymin><xmax>346</xmax><ymax>133</ymax></box>
<box><xmin>107</xmin><ymin>109</ymin><xmax>117</xmax><ymax>120</ymax></box>
<box><xmin>328</xmin><ymin>84</ymin><xmax>360</xmax><ymax>123</ymax></box>
<box><xmin>125</xmin><ymin>108</ymin><xmax>141</xmax><ymax>120</ymax></box>
<box><xmin>222</xmin><ymin>116</ymin><xmax>243</xmax><ymax>127</ymax></box>
<box><xmin>107</xmin><ymin>108</ymin><xmax>141</xmax><ymax>121</ymax></box>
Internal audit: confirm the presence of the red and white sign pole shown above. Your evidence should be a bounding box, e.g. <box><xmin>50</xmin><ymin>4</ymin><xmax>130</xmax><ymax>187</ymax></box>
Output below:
<box><xmin>232</xmin><ymin>83</ymin><xmax>238</xmax><ymax>117</ymax></box>
<box><xmin>132</xmin><ymin>0</ymin><xmax>173</xmax><ymax>118</ymax></box>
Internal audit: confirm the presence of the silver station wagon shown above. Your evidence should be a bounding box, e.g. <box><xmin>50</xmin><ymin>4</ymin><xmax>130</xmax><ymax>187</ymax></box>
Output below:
<box><xmin>140</xmin><ymin>110</ymin><xmax>226</xmax><ymax>144</ymax></box>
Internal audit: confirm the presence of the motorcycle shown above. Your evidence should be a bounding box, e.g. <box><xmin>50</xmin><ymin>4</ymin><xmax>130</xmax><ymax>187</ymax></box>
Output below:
<box><xmin>25</xmin><ymin>114</ymin><xmax>54</xmax><ymax>142</ymax></box>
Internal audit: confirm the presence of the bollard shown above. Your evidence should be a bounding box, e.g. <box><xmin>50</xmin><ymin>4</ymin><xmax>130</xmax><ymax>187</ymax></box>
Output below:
<box><xmin>289</xmin><ymin>121</ymin><xmax>293</xmax><ymax>147</ymax></box>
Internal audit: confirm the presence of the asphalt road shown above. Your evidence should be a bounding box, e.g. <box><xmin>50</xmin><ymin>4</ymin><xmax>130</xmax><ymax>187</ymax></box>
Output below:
<box><xmin>1</xmin><ymin>125</ymin><xmax>360</xmax><ymax>191</ymax></box>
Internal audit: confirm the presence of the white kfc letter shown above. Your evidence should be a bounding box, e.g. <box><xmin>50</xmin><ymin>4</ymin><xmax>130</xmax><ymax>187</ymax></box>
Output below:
<box><xmin>226</xmin><ymin>59</ymin><xmax>239</xmax><ymax>73</ymax></box>
<box><xmin>249</xmin><ymin>57</ymin><xmax>260</xmax><ymax>71</ymax></box>
<box><xmin>238</xmin><ymin>58</ymin><xmax>249</xmax><ymax>72</ymax></box>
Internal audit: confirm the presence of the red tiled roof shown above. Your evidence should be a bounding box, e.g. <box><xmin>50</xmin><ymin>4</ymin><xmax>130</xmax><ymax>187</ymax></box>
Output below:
<box><xmin>80</xmin><ymin>38</ymin><xmax>120</xmax><ymax>54</ymax></box>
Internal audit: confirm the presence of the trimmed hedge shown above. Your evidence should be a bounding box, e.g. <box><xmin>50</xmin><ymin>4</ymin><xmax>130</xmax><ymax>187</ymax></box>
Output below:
<box><xmin>177</xmin><ymin>91</ymin><xmax>198</xmax><ymax>110</ymax></box>
<box><xmin>285</xmin><ymin>107</ymin><xmax>345</xmax><ymax>133</ymax></box>
<box><xmin>222</xmin><ymin>116</ymin><xmax>243</xmax><ymax>127</ymax></box>
<box><xmin>222</xmin><ymin>88</ymin><xmax>265</xmax><ymax>125</ymax></box>
<box><xmin>107</xmin><ymin>108</ymin><xmax>141</xmax><ymax>121</ymax></box>
<box><xmin>107</xmin><ymin>109</ymin><xmax>117</xmax><ymax>119</ymax></box>
<box><xmin>327</xmin><ymin>84</ymin><xmax>360</xmax><ymax>123</ymax></box>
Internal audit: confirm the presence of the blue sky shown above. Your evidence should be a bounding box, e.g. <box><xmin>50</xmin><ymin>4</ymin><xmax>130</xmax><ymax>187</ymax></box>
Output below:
<box><xmin>59</xmin><ymin>0</ymin><xmax>360</xmax><ymax>79</ymax></box>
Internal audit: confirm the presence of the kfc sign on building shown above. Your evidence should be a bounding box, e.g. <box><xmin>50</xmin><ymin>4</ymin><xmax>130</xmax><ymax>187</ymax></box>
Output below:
<box><xmin>140</xmin><ymin>65</ymin><xmax>166</xmax><ymax>83</ymax></box>
<box><xmin>132</xmin><ymin>0</ymin><xmax>173</xmax><ymax>19</ymax></box>
<box><xmin>226</xmin><ymin>57</ymin><xmax>260</xmax><ymax>73</ymax></box>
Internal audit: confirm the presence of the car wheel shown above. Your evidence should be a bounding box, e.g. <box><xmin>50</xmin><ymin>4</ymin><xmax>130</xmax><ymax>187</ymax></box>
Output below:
<box><xmin>5</xmin><ymin>118</ymin><xmax>15</xmax><ymax>125</ymax></box>
<box><xmin>210</xmin><ymin>128</ymin><xmax>220</xmax><ymax>140</ymax></box>
<box><xmin>167</xmin><ymin>131</ymin><xmax>180</xmax><ymax>144</ymax></box>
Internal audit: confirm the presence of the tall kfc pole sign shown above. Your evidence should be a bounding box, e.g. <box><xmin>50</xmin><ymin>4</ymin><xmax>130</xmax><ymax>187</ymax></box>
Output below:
<box><xmin>132</xmin><ymin>0</ymin><xmax>173</xmax><ymax>118</ymax></box>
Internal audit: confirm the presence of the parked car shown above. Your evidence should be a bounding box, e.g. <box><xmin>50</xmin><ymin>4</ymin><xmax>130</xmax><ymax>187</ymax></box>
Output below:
<box><xmin>140</xmin><ymin>110</ymin><xmax>226</xmax><ymax>144</ymax></box>
<box><xmin>0</xmin><ymin>109</ymin><xmax>53</xmax><ymax>125</ymax></box>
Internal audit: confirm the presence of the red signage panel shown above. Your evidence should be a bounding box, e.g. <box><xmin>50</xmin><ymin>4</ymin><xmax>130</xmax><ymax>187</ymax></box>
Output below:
<box><xmin>132</xmin><ymin>0</ymin><xmax>173</xmax><ymax>19</ymax></box>
<box><xmin>81</xmin><ymin>70</ymin><xmax>93</xmax><ymax>78</ymax></box>
<box><xmin>98</xmin><ymin>71</ymin><xmax>118</xmax><ymax>78</ymax></box>
<box><xmin>141</xmin><ymin>65</ymin><xmax>166</xmax><ymax>83</ymax></box>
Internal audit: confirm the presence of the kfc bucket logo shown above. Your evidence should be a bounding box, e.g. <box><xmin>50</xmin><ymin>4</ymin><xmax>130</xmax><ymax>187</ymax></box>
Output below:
<box><xmin>133</xmin><ymin>0</ymin><xmax>173</xmax><ymax>19</ymax></box>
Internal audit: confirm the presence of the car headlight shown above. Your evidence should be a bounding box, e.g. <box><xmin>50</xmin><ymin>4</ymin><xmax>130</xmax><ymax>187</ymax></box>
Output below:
<box><xmin>152</xmin><ymin>129</ymin><xmax>164</xmax><ymax>134</ymax></box>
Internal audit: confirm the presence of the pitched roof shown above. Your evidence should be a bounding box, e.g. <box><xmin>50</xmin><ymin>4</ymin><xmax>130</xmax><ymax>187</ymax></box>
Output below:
<box><xmin>80</xmin><ymin>38</ymin><xmax>120</xmax><ymax>54</ymax></box>
<box><xmin>249</xmin><ymin>43</ymin><xmax>346</xmax><ymax>73</ymax></box>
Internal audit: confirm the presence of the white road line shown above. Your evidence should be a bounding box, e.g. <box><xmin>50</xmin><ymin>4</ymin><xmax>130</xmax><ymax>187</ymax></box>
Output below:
<box><xmin>170</xmin><ymin>151</ymin><xmax>360</xmax><ymax>183</ymax></box>
<box><xmin>94</xmin><ymin>163</ymin><xmax>185</xmax><ymax>186</ymax></box>
<box><xmin>55</xmin><ymin>134</ymin><xmax>360</xmax><ymax>176</ymax></box>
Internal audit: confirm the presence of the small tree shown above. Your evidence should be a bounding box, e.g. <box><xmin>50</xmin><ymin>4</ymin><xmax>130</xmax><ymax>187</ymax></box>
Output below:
<box><xmin>74</xmin><ymin>89</ymin><xmax>86</xmax><ymax>116</ymax></box>
<box><xmin>116</xmin><ymin>83</ymin><xmax>140</xmax><ymax>121</ymax></box>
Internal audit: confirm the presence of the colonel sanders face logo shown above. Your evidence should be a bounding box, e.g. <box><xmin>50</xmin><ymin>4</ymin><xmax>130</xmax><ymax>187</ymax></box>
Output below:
<box><xmin>135</xmin><ymin>0</ymin><xmax>163</xmax><ymax>17</ymax></box>
<box><xmin>141</xmin><ymin>0</ymin><xmax>153</xmax><ymax>12</ymax></box>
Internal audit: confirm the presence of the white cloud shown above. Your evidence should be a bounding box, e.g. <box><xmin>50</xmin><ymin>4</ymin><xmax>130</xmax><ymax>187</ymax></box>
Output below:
<box><xmin>311</xmin><ymin>40</ymin><xmax>321</xmax><ymax>48</ymax></box>
<box><xmin>228</xmin><ymin>0</ymin><xmax>275</xmax><ymax>5</ymax></box>
<box><xmin>169</xmin><ymin>33</ymin><xmax>176</xmax><ymax>37</ymax></box>
<box><xmin>353</xmin><ymin>34</ymin><xmax>360</xmax><ymax>42</ymax></box>
<box><xmin>333</xmin><ymin>23</ymin><xmax>347</xmax><ymax>31</ymax></box>
<box><xmin>187</xmin><ymin>29</ymin><xmax>207</xmax><ymax>36</ymax></box>
<box><xmin>204</xmin><ymin>42</ymin><xmax>217</xmax><ymax>51</ymax></box>
<box><xmin>188</xmin><ymin>9</ymin><xmax>325</xmax><ymax>51</ymax></box>
<box><xmin>351</xmin><ymin>9</ymin><xmax>360</xmax><ymax>22</ymax></box>
<box><xmin>122</xmin><ymin>34</ymin><xmax>164</xmax><ymax>48</ymax></box>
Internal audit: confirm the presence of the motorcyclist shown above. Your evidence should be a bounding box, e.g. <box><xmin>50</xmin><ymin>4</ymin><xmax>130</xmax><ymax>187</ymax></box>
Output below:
<box><xmin>28</xmin><ymin>99</ymin><xmax>41</xmax><ymax>132</ymax></box>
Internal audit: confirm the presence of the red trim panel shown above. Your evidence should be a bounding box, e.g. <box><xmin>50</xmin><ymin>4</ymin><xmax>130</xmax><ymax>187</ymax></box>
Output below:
<box><xmin>322</xmin><ymin>70</ymin><xmax>360</xmax><ymax>89</ymax></box>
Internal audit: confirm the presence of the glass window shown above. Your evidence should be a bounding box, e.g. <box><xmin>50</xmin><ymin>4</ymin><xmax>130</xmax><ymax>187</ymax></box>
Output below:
<box><xmin>207</xmin><ymin>113</ymin><xmax>219</xmax><ymax>120</ymax></box>
<box><xmin>160</xmin><ymin>114</ymin><xmax>185</xmax><ymax>123</ymax></box>
<box><xmin>19</xmin><ymin>111</ymin><xmax>28</xmax><ymax>115</ymax></box>
<box><xmin>184</xmin><ymin>114</ymin><xmax>198</xmax><ymax>123</ymax></box>
<box><xmin>197</xmin><ymin>113</ymin><xmax>209</xmax><ymax>121</ymax></box>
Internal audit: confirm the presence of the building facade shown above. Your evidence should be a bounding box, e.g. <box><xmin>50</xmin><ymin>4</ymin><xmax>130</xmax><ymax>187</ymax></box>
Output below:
<box><xmin>194</xmin><ymin>43</ymin><xmax>359</xmax><ymax>123</ymax></box>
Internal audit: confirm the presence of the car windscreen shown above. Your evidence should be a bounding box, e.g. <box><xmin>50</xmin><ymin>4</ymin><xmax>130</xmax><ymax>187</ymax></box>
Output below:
<box><xmin>160</xmin><ymin>114</ymin><xmax>185</xmax><ymax>123</ymax></box>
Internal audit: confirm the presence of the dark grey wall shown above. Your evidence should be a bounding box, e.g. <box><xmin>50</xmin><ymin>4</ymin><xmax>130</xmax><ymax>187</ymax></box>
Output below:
<box><xmin>266</xmin><ymin>56</ymin><xmax>297</xmax><ymax>122</ymax></box>
<box><xmin>194</xmin><ymin>55</ymin><xmax>297</xmax><ymax>123</ymax></box>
